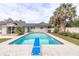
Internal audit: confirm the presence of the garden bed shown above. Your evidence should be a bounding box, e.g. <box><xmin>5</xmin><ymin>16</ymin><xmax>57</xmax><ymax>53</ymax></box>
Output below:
<box><xmin>53</xmin><ymin>33</ymin><xmax>79</xmax><ymax>45</ymax></box>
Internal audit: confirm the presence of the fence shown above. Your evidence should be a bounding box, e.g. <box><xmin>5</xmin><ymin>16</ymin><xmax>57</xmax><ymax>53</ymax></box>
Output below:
<box><xmin>49</xmin><ymin>27</ymin><xmax>79</xmax><ymax>33</ymax></box>
<box><xmin>66</xmin><ymin>27</ymin><xmax>79</xmax><ymax>33</ymax></box>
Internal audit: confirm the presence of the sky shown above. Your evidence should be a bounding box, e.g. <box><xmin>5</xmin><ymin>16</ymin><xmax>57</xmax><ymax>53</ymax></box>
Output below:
<box><xmin>0</xmin><ymin>3</ymin><xmax>79</xmax><ymax>23</ymax></box>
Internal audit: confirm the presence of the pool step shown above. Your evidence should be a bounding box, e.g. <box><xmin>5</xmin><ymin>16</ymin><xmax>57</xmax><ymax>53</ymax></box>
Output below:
<box><xmin>34</xmin><ymin>37</ymin><xmax>40</xmax><ymax>46</ymax></box>
<box><xmin>32</xmin><ymin>37</ymin><xmax>41</xmax><ymax>56</ymax></box>
<box><xmin>32</xmin><ymin>47</ymin><xmax>40</xmax><ymax>56</ymax></box>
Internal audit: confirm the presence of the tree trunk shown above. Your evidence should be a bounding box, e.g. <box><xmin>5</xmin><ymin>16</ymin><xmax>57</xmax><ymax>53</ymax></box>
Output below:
<box><xmin>59</xmin><ymin>23</ymin><xmax>66</xmax><ymax>32</ymax></box>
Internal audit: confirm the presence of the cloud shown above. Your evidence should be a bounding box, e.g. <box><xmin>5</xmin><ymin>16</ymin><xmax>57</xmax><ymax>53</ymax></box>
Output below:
<box><xmin>0</xmin><ymin>3</ymin><xmax>79</xmax><ymax>23</ymax></box>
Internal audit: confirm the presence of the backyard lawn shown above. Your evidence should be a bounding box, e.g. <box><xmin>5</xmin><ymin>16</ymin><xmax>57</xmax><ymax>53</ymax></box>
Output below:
<box><xmin>0</xmin><ymin>38</ymin><xmax>11</xmax><ymax>43</ymax></box>
<box><xmin>53</xmin><ymin>33</ymin><xmax>79</xmax><ymax>45</ymax></box>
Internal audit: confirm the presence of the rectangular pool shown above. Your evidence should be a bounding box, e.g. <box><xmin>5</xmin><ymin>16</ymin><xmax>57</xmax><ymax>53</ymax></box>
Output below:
<box><xmin>9</xmin><ymin>33</ymin><xmax>63</xmax><ymax>45</ymax></box>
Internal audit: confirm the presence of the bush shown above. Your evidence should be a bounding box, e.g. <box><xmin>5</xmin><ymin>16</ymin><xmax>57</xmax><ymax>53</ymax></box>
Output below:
<box><xmin>53</xmin><ymin>28</ymin><xmax>59</xmax><ymax>33</ymax></box>
<box><xmin>58</xmin><ymin>32</ymin><xmax>79</xmax><ymax>39</ymax></box>
<box><xmin>58</xmin><ymin>32</ymin><xmax>70</xmax><ymax>36</ymax></box>
<box><xmin>15</xmin><ymin>27</ymin><xmax>24</xmax><ymax>35</ymax></box>
<box><xmin>75</xmin><ymin>34</ymin><xmax>79</xmax><ymax>39</ymax></box>
<box><xmin>58</xmin><ymin>32</ymin><xmax>64</xmax><ymax>35</ymax></box>
<box><xmin>68</xmin><ymin>33</ymin><xmax>77</xmax><ymax>38</ymax></box>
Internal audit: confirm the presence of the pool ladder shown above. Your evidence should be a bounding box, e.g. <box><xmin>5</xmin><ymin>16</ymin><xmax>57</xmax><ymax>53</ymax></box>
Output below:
<box><xmin>31</xmin><ymin>37</ymin><xmax>41</xmax><ymax>56</ymax></box>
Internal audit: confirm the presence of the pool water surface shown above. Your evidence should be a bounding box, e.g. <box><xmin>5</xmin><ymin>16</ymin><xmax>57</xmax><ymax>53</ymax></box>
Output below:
<box><xmin>9</xmin><ymin>33</ymin><xmax>63</xmax><ymax>45</ymax></box>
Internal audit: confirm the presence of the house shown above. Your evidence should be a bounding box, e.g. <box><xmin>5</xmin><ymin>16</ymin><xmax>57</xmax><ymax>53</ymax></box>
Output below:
<box><xmin>25</xmin><ymin>22</ymin><xmax>48</xmax><ymax>33</ymax></box>
<box><xmin>0</xmin><ymin>18</ymin><xmax>49</xmax><ymax>35</ymax></box>
<box><xmin>0</xmin><ymin>18</ymin><xmax>26</xmax><ymax>35</ymax></box>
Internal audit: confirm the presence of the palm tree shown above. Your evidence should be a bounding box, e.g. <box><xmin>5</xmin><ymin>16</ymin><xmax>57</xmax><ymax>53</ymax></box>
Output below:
<box><xmin>49</xmin><ymin>15</ymin><xmax>60</xmax><ymax>33</ymax></box>
<box><xmin>50</xmin><ymin>3</ymin><xmax>76</xmax><ymax>32</ymax></box>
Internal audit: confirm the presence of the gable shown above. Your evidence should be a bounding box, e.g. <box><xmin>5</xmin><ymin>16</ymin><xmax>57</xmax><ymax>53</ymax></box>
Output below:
<box><xmin>6</xmin><ymin>23</ymin><xmax>16</xmax><ymax>26</ymax></box>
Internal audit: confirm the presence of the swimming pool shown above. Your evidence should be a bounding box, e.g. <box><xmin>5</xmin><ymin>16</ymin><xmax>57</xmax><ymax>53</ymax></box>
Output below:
<box><xmin>9</xmin><ymin>33</ymin><xmax>63</xmax><ymax>45</ymax></box>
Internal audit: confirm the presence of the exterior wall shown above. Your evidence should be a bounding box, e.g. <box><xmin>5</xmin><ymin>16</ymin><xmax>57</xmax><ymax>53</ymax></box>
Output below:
<box><xmin>0</xmin><ymin>26</ymin><xmax>2</xmax><ymax>34</ymax></box>
<box><xmin>49</xmin><ymin>27</ymin><xmax>79</xmax><ymax>33</ymax></box>
<box><xmin>1</xmin><ymin>23</ymin><xmax>16</xmax><ymax>35</ymax></box>
<box><xmin>66</xmin><ymin>27</ymin><xmax>79</xmax><ymax>33</ymax></box>
<box><xmin>1</xmin><ymin>25</ymin><xmax>7</xmax><ymax>35</ymax></box>
<box><xmin>30</xmin><ymin>27</ymin><xmax>48</xmax><ymax>33</ymax></box>
<box><xmin>25</xmin><ymin>27</ymin><xmax>28</xmax><ymax>32</ymax></box>
<box><xmin>48</xmin><ymin>27</ymin><xmax>79</xmax><ymax>33</ymax></box>
<box><xmin>48</xmin><ymin>28</ymin><xmax>54</xmax><ymax>32</ymax></box>
<box><xmin>0</xmin><ymin>30</ymin><xmax>1</xmax><ymax>34</ymax></box>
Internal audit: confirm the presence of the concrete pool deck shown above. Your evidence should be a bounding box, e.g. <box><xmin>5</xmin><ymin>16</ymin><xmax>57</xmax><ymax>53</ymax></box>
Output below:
<box><xmin>0</xmin><ymin>33</ymin><xmax>79</xmax><ymax>56</ymax></box>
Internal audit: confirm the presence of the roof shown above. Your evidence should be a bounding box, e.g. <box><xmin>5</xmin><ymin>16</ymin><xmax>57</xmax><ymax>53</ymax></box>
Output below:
<box><xmin>0</xmin><ymin>18</ymin><xmax>26</xmax><ymax>27</ymax></box>
<box><xmin>14</xmin><ymin>20</ymin><xmax>26</xmax><ymax>26</ymax></box>
<box><xmin>0</xmin><ymin>18</ymin><xmax>48</xmax><ymax>27</ymax></box>
<box><xmin>26</xmin><ymin>22</ymin><xmax>48</xmax><ymax>27</ymax></box>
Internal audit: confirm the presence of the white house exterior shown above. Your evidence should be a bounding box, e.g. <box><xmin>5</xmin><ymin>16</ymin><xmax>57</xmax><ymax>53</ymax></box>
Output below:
<box><xmin>0</xmin><ymin>19</ymin><xmax>26</xmax><ymax>35</ymax></box>
<box><xmin>25</xmin><ymin>27</ymin><xmax>48</xmax><ymax>33</ymax></box>
<box><xmin>25</xmin><ymin>23</ymin><xmax>48</xmax><ymax>33</ymax></box>
<box><xmin>0</xmin><ymin>19</ymin><xmax>49</xmax><ymax>35</ymax></box>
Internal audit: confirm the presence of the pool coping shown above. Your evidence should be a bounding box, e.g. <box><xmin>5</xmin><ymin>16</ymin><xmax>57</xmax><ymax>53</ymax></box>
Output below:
<box><xmin>0</xmin><ymin>33</ymin><xmax>29</xmax><ymax>45</ymax></box>
<box><xmin>0</xmin><ymin>32</ymin><xmax>79</xmax><ymax>46</ymax></box>
<box><xmin>46</xmin><ymin>33</ymin><xmax>79</xmax><ymax>46</ymax></box>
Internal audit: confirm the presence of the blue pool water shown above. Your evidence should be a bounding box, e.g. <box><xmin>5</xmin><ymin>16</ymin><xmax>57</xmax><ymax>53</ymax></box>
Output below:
<box><xmin>9</xmin><ymin>33</ymin><xmax>63</xmax><ymax>45</ymax></box>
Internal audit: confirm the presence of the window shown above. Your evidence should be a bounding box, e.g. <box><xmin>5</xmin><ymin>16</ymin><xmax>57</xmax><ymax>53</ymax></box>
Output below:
<box><xmin>31</xmin><ymin>27</ymin><xmax>35</xmax><ymax>29</ymax></box>
<box><xmin>12</xmin><ymin>27</ymin><xmax>15</xmax><ymax>33</ymax></box>
<box><xmin>40</xmin><ymin>27</ymin><xmax>44</xmax><ymax>29</ymax></box>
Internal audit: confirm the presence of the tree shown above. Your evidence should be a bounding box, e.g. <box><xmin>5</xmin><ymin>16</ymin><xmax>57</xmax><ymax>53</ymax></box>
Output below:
<box><xmin>72</xmin><ymin>20</ymin><xmax>79</xmax><ymax>27</ymax></box>
<box><xmin>49</xmin><ymin>16</ymin><xmax>60</xmax><ymax>33</ymax></box>
<box><xmin>50</xmin><ymin>3</ymin><xmax>76</xmax><ymax>32</ymax></box>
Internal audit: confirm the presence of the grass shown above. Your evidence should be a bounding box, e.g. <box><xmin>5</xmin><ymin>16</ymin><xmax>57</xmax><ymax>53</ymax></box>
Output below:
<box><xmin>0</xmin><ymin>38</ymin><xmax>11</xmax><ymax>43</ymax></box>
<box><xmin>53</xmin><ymin>33</ymin><xmax>79</xmax><ymax>45</ymax></box>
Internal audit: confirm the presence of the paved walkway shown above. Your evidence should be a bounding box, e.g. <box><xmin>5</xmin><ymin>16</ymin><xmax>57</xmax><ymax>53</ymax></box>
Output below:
<box><xmin>0</xmin><ymin>34</ymin><xmax>19</xmax><ymax>38</ymax></box>
<box><xmin>0</xmin><ymin>36</ymin><xmax>18</xmax><ymax>38</ymax></box>
<box><xmin>0</xmin><ymin>33</ymin><xmax>79</xmax><ymax>56</ymax></box>
<box><xmin>42</xmin><ymin>33</ymin><xmax>79</xmax><ymax>56</ymax></box>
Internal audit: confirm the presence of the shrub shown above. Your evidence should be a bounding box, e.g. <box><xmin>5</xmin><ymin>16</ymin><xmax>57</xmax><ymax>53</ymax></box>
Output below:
<box><xmin>58</xmin><ymin>31</ymin><xmax>79</xmax><ymax>39</ymax></box>
<box><xmin>58</xmin><ymin>32</ymin><xmax>64</xmax><ymax>35</ymax></box>
<box><xmin>15</xmin><ymin>27</ymin><xmax>24</xmax><ymax>35</ymax></box>
<box><xmin>58</xmin><ymin>32</ymin><xmax>70</xmax><ymax>36</ymax></box>
<box><xmin>53</xmin><ymin>28</ymin><xmax>59</xmax><ymax>33</ymax></box>
<box><xmin>75</xmin><ymin>34</ymin><xmax>79</xmax><ymax>39</ymax></box>
<box><xmin>68</xmin><ymin>33</ymin><xmax>77</xmax><ymax>38</ymax></box>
